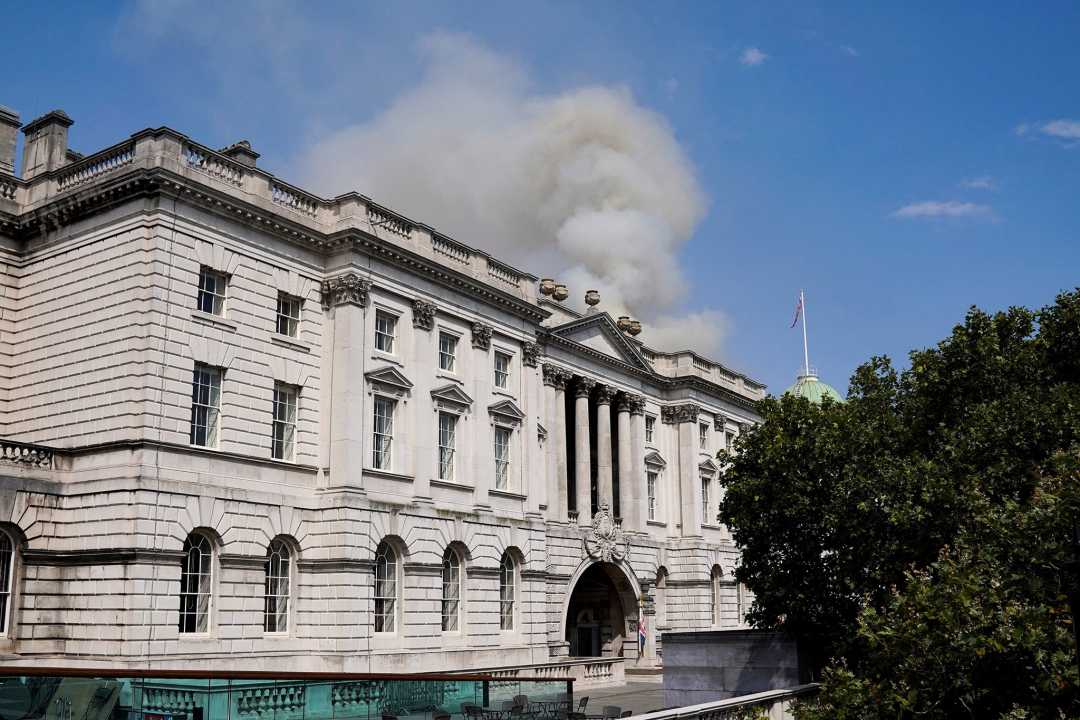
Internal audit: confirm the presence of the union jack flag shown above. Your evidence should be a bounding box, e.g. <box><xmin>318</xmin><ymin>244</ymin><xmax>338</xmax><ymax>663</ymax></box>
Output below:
<box><xmin>790</xmin><ymin>294</ymin><xmax>803</xmax><ymax>328</ymax></box>
<box><xmin>638</xmin><ymin>607</ymin><xmax>647</xmax><ymax>652</ymax></box>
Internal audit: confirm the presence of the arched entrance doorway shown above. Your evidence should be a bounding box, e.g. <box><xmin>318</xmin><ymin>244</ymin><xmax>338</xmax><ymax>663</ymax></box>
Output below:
<box><xmin>564</xmin><ymin>562</ymin><xmax>639</xmax><ymax>658</ymax></box>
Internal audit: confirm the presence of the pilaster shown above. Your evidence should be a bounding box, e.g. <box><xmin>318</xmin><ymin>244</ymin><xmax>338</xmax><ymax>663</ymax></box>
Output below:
<box><xmin>323</xmin><ymin>273</ymin><xmax>370</xmax><ymax>490</ymax></box>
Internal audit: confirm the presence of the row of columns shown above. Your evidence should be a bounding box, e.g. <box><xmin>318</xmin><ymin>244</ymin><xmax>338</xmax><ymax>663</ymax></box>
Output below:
<box><xmin>542</xmin><ymin>363</ymin><xmax>647</xmax><ymax>532</ymax></box>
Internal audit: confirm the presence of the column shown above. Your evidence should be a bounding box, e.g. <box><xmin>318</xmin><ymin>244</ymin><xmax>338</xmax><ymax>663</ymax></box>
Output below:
<box><xmin>628</xmin><ymin>395</ymin><xmax>647</xmax><ymax>531</ymax></box>
<box><xmin>543</xmin><ymin>364</ymin><xmax>571</xmax><ymax>522</ymax></box>
<box><xmin>323</xmin><ymin>273</ymin><xmax>370</xmax><ymax>489</ymax></box>
<box><xmin>574</xmin><ymin>376</ymin><xmax>596</xmax><ymax>525</ymax></box>
<box><xmin>616</xmin><ymin>394</ymin><xmax>633</xmax><ymax>526</ymax></box>
<box><xmin>664</xmin><ymin>402</ymin><xmax>703</xmax><ymax>537</ymax></box>
<box><xmin>595</xmin><ymin>384</ymin><xmax>616</xmax><ymax>512</ymax></box>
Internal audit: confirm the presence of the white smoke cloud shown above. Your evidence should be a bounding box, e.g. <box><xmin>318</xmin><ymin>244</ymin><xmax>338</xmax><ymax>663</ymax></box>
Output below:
<box><xmin>300</xmin><ymin>33</ymin><xmax>729</xmax><ymax>357</ymax></box>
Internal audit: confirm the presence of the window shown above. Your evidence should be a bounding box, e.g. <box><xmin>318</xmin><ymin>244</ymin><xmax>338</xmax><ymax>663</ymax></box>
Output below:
<box><xmin>494</xmin><ymin>426</ymin><xmax>511</xmax><ymax>489</ymax></box>
<box><xmin>439</xmin><ymin>332</ymin><xmax>457</xmax><ymax>372</ymax></box>
<box><xmin>441</xmin><ymin>548</ymin><xmax>462</xmax><ymax>632</ymax></box>
<box><xmin>272</xmin><ymin>383</ymin><xmax>298</xmax><ymax>461</ymax></box>
<box><xmin>726</xmin><ymin>430</ymin><xmax>736</xmax><ymax>452</ymax></box>
<box><xmin>374</xmin><ymin>541</ymin><xmax>397</xmax><ymax>633</ymax></box>
<box><xmin>190</xmin><ymin>364</ymin><xmax>221</xmax><ymax>448</ymax></box>
<box><xmin>197</xmin><ymin>267</ymin><xmax>227</xmax><ymax>315</ymax></box>
<box><xmin>736</xmin><ymin>582</ymin><xmax>747</xmax><ymax>625</ymax></box>
<box><xmin>493</xmin><ymin>351</ymin><xmax>511</xmax><ymax>389</ymax></box>
<box><xmin>711</xmin><ymin>566</ymin><xmax>724</xmax><ymax>626</ymax></box>
<box><xmin>0</xmin><ymin>530</ymin><xmax>13</xmax><ymax>635</ymax></box>
<box><xmin>699</xmin><ymin>422</ymin><xmax>709</xmax><ymax>450</ymax></box>
<box><xmin>701</xmin><ymin>474</ymin><xmax>712</xmax><ymax>525</ymax></box>
<box><xmin>375</xmin><ymin>310</ymin><xmax>396</xmax><ymax>353</ymax></box>
<box><xmin>438</xmin><ymin>412</ymin><xmax>457</xmax><ymax>480</ymax></box>
<box><xmin>179</xmin><ymin>532</ymin><xmax>213</xmax><ymax>633</ymax></box>
<box><xmin>645</xmin><ymin>416</ymin><xmax>655</xmax><ymax>443</ymax></box>
<box><xmin>276</xmin><ymin>292</ymin><xmax>301</xmax><ymax>337</ymax></box>
<box><xmin>264</xmin><ymin>539</ymin><xmax>291</xmax><ymax>633</ymax></box>
<box><xmin>373</xmin><ymin>397</ymin><xmax>395</xmax><ymax>469</ymax></box>
<box><xmin>647</xmin><ymin>470</ymin><xmax>658</xmax><ymax>521</ymax></box>
<box><xmin>499</xmin><ymin>552</ymin><xmax>516</xmax><ymax>631</ymax></box>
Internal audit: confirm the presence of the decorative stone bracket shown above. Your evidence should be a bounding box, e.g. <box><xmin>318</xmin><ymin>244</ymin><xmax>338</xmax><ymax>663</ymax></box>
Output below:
<box><xmin>412</xmin><ymin>298</ymin><xmax>436</xmax><ymax>330</ymax></box>
<box><xmin>472</xmin><ymin>322</ymin><xmax>493</xmax><ymax>350</ymax></box>
<box><xmin>584</xmin><ymin>503</ymin><xmax>626</xmax><ymax>563</ymax></box>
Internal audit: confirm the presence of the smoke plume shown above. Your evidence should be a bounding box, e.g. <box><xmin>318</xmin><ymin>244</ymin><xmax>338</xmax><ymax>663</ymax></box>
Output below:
<box><xmin>301</xmin><ymin>33</ymin><xmax>728</xmax><ymax>356</ymax></box>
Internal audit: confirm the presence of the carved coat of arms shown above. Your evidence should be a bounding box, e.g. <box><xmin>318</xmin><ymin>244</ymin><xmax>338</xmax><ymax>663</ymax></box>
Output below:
<box><xmin>585</xmin><ymin>503</ymin><xmax>626</xmax><ymax>563</ymax></box>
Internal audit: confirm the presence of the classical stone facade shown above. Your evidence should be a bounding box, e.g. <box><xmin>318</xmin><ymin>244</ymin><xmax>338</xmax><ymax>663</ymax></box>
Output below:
<box><xmin>0</xmin><ymin>107</ymin><xmax>763</xmax><ymax>671</ymax></box>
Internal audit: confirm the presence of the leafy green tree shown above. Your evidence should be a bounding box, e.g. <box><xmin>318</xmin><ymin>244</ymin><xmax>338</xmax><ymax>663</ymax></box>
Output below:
<box><xmin>719</xmin><ymin>290</ymin><xmax>1080</xmax><ymax>717</ymax></box>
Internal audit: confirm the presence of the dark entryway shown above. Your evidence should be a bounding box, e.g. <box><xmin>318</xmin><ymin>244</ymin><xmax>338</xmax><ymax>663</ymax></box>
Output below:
<box><xmin>565</xmin><ymin>562</ymin><xmax>638</xmax><ymax>658</ymax></box>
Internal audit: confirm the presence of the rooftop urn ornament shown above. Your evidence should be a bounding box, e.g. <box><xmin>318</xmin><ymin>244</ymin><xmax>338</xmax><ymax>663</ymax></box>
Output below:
<box><xmin>585</xmin><ymin>502</ymin><xmax>626</xmax><ymax>563</ymax></box>
<box><xmin>553</xmin><ymin>284</ymin><xmax>569</xmax><ymax>301</ymax></box>
<box><xmin>628</xmin><ymin>319</ymin><xmax>642</xmax><ymax>336</ymax></box>
<box><xmin>540</xmin><ymin>278</ymin><xmax>556</xmax><ymax>296</ymax></box>
<box><xmin>617</xmin><ymin>315</ymin><xmax>632</xmax><ymax>332</ymax></box>
<box><xmin>585</xmin><ymin>289</ymin><xmax>600</xmax><ymax>306</ymax></box>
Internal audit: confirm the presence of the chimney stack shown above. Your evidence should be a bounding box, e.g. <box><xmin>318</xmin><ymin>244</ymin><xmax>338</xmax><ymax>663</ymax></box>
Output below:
<box><xmin>21</xmin><ymin>110</ymin><xmax>73</xmax><ymax>180</ymax></box>
<box><xmin>0</xmin><ymin>105</ymin><xmax>19</xmax><ymax>176</ymax></box>
<box><xmin>220</xmin><ymin>140</ymin><xmax>259</xmax><ymax>168</ymax></box>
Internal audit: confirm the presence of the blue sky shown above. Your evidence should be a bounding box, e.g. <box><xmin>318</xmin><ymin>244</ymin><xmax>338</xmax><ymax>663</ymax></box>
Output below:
<box><xmin>6</xmin><ymin>1</ymin><xmax>1079</xmax><ymax>394</ymax></box>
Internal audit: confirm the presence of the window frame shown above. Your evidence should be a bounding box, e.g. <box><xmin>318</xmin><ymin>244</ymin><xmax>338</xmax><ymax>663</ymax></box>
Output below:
<box><xmin>645</xmin><ymin>415</ymin><xmax>656</xmax><ymax>444</ymax></box>
<box><xmin>0</xmin><ymin>529</ymin><xmax>14</xmax><ymax>637</ymax></box>
<box><xmin>272</xmin><ymin>383</ymin><xmax>299</xmax><ymax>461</ymax></box>
<box><xmin>374</xmin><ymin>310</ymin><xmax>398</xmax><ymax>354</ymax></box>
<box><xmin>493</xmin><ymin>425</ymin><xmax>512</xmax><ymax>490</ymax></box>
<box><xmin>190</xmin><ymin>364</ymin><xmax>222</xmax><ymax>448</ymax></box>
<box><xmin>441</xmin><ymin>547</ymin><xmax>462</xmax><ymax>633</ymax></box>
<box><xmin>701</xmin><ymin>472</ymin><xmax>713</xmax><ymax>526</ymax></box>
<box><xmin>499</xmin><ymin>551</ymin><xmax>517</xmax><ymax>631</ymax></box>
<box><xmin>493</xmin><ymin>350</ymin><xmax>512</xmax><ymax>390</ymax></box>
<box><xmin>438</xmin><ymin>331</ymin><xmax>458</xmax><ymax>373</ymax></box>
<box><xmin>437</xmin><ymin>411</ymin><xmax>457</xmax><ymax>481</ymax></box>
<box><xmin>373</xmin><ymin>541</ymin><xmax>399</xmax><ymax>634</ymax></box>
<box><xmin>275</xmin><ymin>292</ymin><xmax>302</xmax><ymax>338</ymax></box>
<box><xmin>647</xmin><ymin>469</ymin><xmax>658</xmax><ymax>521</ymax></box>
<box><xmin>197</xmin><ymin>266</ymin><xmax>227</xmax><ymax>316</ymax></box>
<box><xmin>179</xmin><ymin>531</ymin><xmax>214</xmax><ymax>634</ymax></box>
<box><xmin>263</xmin><ymin>538</ymin><xmax>292</xmax><ymax>634</ymax></box>
<box><xmin>699</xmin><ymin>422</ymin><xmax>709</xmax><ymax>451</ymax></box>
<box><xmin>372</xmin><ymin>395</ymin><xmax>395</xmax><ymax>470</ymax></box>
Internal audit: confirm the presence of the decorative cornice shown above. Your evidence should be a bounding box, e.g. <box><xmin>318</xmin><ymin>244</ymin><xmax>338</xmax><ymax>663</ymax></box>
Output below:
<box><xmin>321</xmin><ymin>273</ymin><xmax>370</xmax><ymax>309</ymax></box>
<box><xmin>521</xmin><ymin>341</ymin><xmax>541</xmax><ymax>368</ymax></box>
<box><xmin>412</xmin><ymin>298</ymin><xmax>436</xmax><ymax>330</ymax></box>
<box><xmin>595</xmin><ymin>384</ymin><xmax>617</xmax><ymax>405</ymax></box>
<box><xmin>662</xmin><ymin>402</ymin><xmax>701</xmax><ymax>425</ymax></box>
<box><xmin>542</xmin><ymin>363</ymin><xmax>571</xmax><ymax>389</ymax></box>
<box><xmin>574</xmin><ymin>376</ymin><xmax>597</xmax><ymax>398</ymax></box>
<box><xmin>472</xmin><ymin>322</ymin><xmax>493</xmax><ymax>350</ymax></box>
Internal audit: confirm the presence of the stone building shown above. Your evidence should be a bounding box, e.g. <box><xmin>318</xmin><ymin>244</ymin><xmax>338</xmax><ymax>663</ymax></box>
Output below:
<box><xmin>0</xmin><ymin>107</ymin><xmax>763</xmax><ymax>672</ymax></box>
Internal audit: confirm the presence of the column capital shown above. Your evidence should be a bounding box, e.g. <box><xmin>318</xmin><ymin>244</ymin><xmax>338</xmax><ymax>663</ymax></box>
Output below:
<box><xmin>522</xmin><ymin>341</ymin><xmax>542</xmax><ymax>368</ymax></box>
<box><xmin>661</xmin><ymin>402</ymin><xmax>701</xmax><ymax>425</ymax></box>
<box><xmin>574</xmin><ymin>376</ymin><xmax>597</xmax><ymax>398</ymax></box>
<box><xmin>321</xmin><ymin>273</ymin><xmax>370</xmax><ymax>309</ymax></box>
<box><xmin>542</xmin><ymin>363</ymin><xmax>571</xmax><ymax>389</ymax></box>
<box><xmin>618</xmin><ymin>393</ymin><xmax>646</xmax><ymax>415</ymax></box>
<box><xmin>412</xmin><ymin>298</ymin><xmax>436</xmax><ymax>330</ymax></box>
<box><xmin>471</xmin><ymin>322</ymin><xmax>493</xmax><ymax>350</ymax></box>
<box><xmin>595</xmin><ymin>384</ymin><xmax>617</xmax><ymax>405</ymax></box>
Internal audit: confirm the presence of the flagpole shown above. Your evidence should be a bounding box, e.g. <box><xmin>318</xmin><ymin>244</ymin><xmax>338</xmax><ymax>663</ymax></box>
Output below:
<box><xmin>801</xmin><ymin>289</ymin><xmax>810</xmax><ymax>376</ymax></box>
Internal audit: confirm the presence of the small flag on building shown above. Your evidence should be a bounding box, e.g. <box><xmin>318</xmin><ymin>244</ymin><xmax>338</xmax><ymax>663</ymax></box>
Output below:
<box><xmin>638</xmin><ymin>606</ymin><xmax>647</xmax><ymax>652</ymax></box>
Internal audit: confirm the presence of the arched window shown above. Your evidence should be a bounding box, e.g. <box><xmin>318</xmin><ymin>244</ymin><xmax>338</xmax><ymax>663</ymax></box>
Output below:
<box><xmin>0</xmin><ymin>529</ymin><xmax>14</xmax><ymax>635</ymax></box>
<box><xmin>264</xmin><ymin>538</ymin><xmax>291</xmax><ymax>633</ymax></box>
<box><xmin>499</xmin><ymin>551</ymin><xmax>516</xmax><ymax>631</ymax></box>
<box><xmin>179</xmin><ymin>532</ymin><xmax>213</xmax><ymax>633</ymax></box>
<box><xmin>711</xmin><ymin>565</ymin><xmax>724</xmax><ymax>627</ymax></box>
<box><xmin>441</xmin><ymin>547</ymin><xmax>462</xmax><ymax>632</ymax></box>
<box><xmin>374</xmin><ymin>541</ymin><xmax>398</xmax><ymax>633</ymax></box>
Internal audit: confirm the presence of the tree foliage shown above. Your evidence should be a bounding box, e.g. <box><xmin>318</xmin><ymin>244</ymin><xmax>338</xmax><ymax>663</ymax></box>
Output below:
<box><xmin>718</xmin><ymin>290</ymin><xmax>1080</xmax><ymax>717</ymax></box>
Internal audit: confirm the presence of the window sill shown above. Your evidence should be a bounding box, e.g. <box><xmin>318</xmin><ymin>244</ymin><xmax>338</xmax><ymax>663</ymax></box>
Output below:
<box><xmin>364</xmin><ymin>467</ymin><xmax>415</xmax><ymax>483</ymax></box>
<box><xmin>271</xmin><ymin>334</ymin><xmax>311</xmax><ymax>352</ymax></box>
<box><xmin>263</xmin><ymin>631</ymin><xmax>291</xmax><ymax>639</ymax></box>
<box><xmin>647</xmin><ymin>520</ymin><xmax>667</xmax><ymax>527</ymax></box>
<box><xmin>191</xmin><ymin>309</ymin><xmax>238</xmax><ymax>331</ymax></box>
<box><xmin>490</xmin><ymin>488</ymin><xmax>525</xmax><ymax>501</ymax></box>
<box><xmin>702</xmin><ymin>523</ymin><xmax>725</xmax><ymax>531</ymax></box>
<box><xmin>431</xmin><ymin>478</ymin><xmax>474</xmax><ymax>491</ymax></box>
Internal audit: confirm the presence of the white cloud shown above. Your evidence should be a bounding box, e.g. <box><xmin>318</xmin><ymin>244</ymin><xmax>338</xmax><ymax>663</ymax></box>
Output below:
<box><xmin>1041</xmin><ymin>119</ymin><xmax>1080</xmax><ymax>140</ymax></box>
<box><xmin>959</xmin><ymin>176</ymin><xmax>995</xmax><ymax>190</ymax></box>
<box><xmin>891</xmin><ymin>201</ymin><xmax>995</xmax><ymax>220</ymax></box>
<box><xmin>841</xmin><ymin>45</ymin><xmax>859</xmax><ymax>57</ymax></box>
<box><xmin>739</xmin><ymin>47</ymin><xmax>768</xmax><ymax>67</ymax></box>
<box><xmin>299</xmin><ymin>33</ymin><xmax>729</xmax><ymax>357</ymax></box>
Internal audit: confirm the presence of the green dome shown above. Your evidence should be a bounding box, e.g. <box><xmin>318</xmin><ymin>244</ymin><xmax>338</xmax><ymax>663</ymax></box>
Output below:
<box><xmin>783</xmin><ymin>372</ymin><xmax>844</xmax><ymax>403</ymax></box>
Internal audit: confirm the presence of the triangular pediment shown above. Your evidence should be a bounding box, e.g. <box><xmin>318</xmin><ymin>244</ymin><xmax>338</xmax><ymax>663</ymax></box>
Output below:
<box><xmin>431</xmin><ymin>383</ymin><xmax>473</xmax><ymax>408</ymax></box>
<box><xmin>698</xmin><ymin>458</ymin><xmax>719</xmax><ymax>474</ymax></box>
<box><xmin>364</xmin><ymin>365</ymin><xmax>413</xmax><ymax>392</ymax></box>
<box><xmin>488</xmin><ymin>398</ymin><xmax>526</xmax><ymax>423</ymax></box>
<box><xmin>644</xmin><ymin>450</ymin><xmax>667</xmax><ymax>468</ymax></box>
<box><xmin>549</xmin><ymin>313</ymin><xmax>651</xmax><ymax>371</ymax></box>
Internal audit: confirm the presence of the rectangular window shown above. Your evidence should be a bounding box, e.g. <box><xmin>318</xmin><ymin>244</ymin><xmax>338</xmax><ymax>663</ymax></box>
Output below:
<box><xmin>439</xmin><ymin>332</ymin><xmax>458</xmax><ymax>372</ymax></box>
<box><xmin>272</xmin><ymin>383</ymin><xmax>298</xmax><ymax>461</ymax></box>
<box><xmin>438</xmin><ymin>412</ymin><xmax>457</xmax><ymax>480</ymax></box>
<box><xmin>375</xmin><ymin>310</ymin><xmax>396</xmax><ymax>354</ymax></box>
<box><xmin>190</xmin><ymin>364</ymin><xmax>221</xmax><ymax>447</ymax></box>
<box><xmin>726</xmin><ymin>430</ymin><xmax>736</xmax><ymax>452</ymax></box>
<box><xmin>701</xmin><ymin>475</ymin><xmax>712</xmax><ymax>525</ymax></box>
<box><xmin>645</xmin><ymin>415</ymin><xmax>655</xmax><ymax>443</ymax></box>
<box><xmin>276</xmin><ymin>292</ymin><xmax>302</xmax><ymax>337</ymax></box>
<box><xmin>493</xmin><ymin>351</ymin><xmax>511</xmax><ymax>389</ymax></box>
<box><xmin>494</xmin><ymin>426</ymin><xmax>511</xmax><ymax>489</ymax></box>
<box><xmin>197</xmin><ymin>267</ymin><xmax>227</xmax><ymax>315</ymax></box>
<box><xmin>647</xmin><ymin>470</ymin><xmax>658</xmax><ymax>521</ymax></box>
<box><xmin>699</xmin><ymin>422</ymin><xmax>709</xmax><ymax>451</ymax></box>
<box><xmin>373</xmin><ymin>397</ymin><xmax>395</xmax><ymax>469</ymax></box>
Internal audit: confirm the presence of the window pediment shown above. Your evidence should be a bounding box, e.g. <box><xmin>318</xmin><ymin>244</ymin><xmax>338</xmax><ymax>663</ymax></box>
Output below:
<box><xmin>431</xmin><ymin>383</ymin><xmax>473</xmax><ymax>410</ymax></box>
<box><xmin>488</xmin><ymin>398</ymin><xmax>525</xmax><ymax>425</ymax></box>
<box><xmin>366</xmin><ymin>366</ymin><xmax>413</xmax><ymax>397</ymax></box>
<box><xmin>698</xmin><ymin>458</ymin><xmax>718</xmax><ymax>474</ymax></box>
<box><xmin>645</xmin><ymin>450</ymin><xmax>667</xmax><ymax>468</ymax></box>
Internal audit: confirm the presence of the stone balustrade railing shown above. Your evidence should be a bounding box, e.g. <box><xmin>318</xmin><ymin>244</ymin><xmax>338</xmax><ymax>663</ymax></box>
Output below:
<box><xmin>184</xmin><ymin>143</ymin><xmax>245</xmax><ymax>187</ymax></box>
<box><xmin>626</xmin><ymin>685</ymin><xmax>819</xmax><ymax>720</ymax></box>
<box><xmin>271</xmin><ymin>180</ymin><xmax>321</xmax><ymax>218</ymax></box>
<box><xmin>432</xmin><ymin>233</ymin><xmax>471</xmax><ymax>264</ymax></box>
<box><xmin>488</xmin><ymin>259</ymin><xmax>522</xmax><ymax>287</ymax></box>
<box><xmin>453</xmin><ymin>657</ymin><xmax>623</xmax><ymax>690</ymax></box>
<box><xmin>367</xmin><ymin>203</ymin><xmax>413</xmax><ymax>238</ymax></box>
<box><xmin>236</xmin><ymin>684</ymin><xmax>306</xmax><ymax>716</ymax></box>
<box><xmin>0</xmin><ymin>440</ymin><xmax>54</xmax><ymax>468</ymax></box>
<box><xmin>55</xmin><ymin>141</ymin><xmax>135</xmax><ymax>192</ymax></box>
